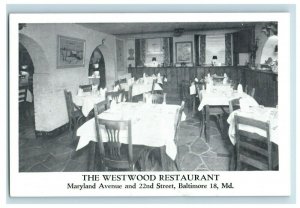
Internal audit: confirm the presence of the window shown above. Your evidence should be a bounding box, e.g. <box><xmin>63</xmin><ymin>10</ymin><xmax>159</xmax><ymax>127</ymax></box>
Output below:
<box><xmin>204</xmin><ymin>35</ymin><xmax>225</xmax><ymax>65</ymax></box>
<box><xmin>135</xmin><ymin>37</ymin><xmax>173</xmax><ymax>67</ymax></box>
<box><xmin>197</xmin><ymin>33</ymin><xmax>233</xmax><ymax>66</ymax></box>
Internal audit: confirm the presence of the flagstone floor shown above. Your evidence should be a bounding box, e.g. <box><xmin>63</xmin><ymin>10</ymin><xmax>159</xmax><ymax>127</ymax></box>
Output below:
<box><xmin>18</xmin><ymin>101</ymin><xmax>234</xmax><ymax>172</ymax></box>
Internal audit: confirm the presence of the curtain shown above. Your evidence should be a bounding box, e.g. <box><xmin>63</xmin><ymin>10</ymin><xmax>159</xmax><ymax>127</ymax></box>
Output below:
<box><xmin>225</xmin><ymin>33</ymin><xmax>233</xmax><ymax>66</ymax></box>
<box><xmin>163</xmin><ymin>37</ymin><xmax>170</xmax><ymax>66</ymax></box>
<box><xmin>135</xmin><ymin>39</ymin><xmax>141</xmax><ymax>66</ymax></box>
<box><xmin>140</xmin><ymin>39</ymin><xmax>146</xmax><ymax>66</ymax></box>
<box><xmin>199</xmin><ymin>35</ymin><xmax>206</xmax><ymax>65</ymax></box>
<box><xmin>135</xmin><ymin>39</ymin><xmax>146</xmax><ymax>66</ymax></box>
<box><xmin>194</xmin><ymin>35</ymin><xmax>199</xmax><ymax>66</ymax></box>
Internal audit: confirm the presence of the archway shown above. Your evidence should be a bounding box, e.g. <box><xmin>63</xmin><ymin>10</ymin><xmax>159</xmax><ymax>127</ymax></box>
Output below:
<box><xmin>19</xmin><ymin>33</ymin><xmax>50</xmax><ymax>131</ymax></box>
<box><xmin>260</xmin><ymin>35</ymin><xmax>278</xmax><ymax>64</ymax></box>
<box><xmin>89</xmin><ymin>46</ymin><xmax>106</xmax><ymax>89</ymax></box>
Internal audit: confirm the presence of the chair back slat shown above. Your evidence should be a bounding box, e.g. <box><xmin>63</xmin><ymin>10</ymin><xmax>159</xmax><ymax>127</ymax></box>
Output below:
<box><xmin>151</xmin><ymin>93</ymin><xmax>164</xmax><ymax>104</ymax></box>
<box><xmin>174</xmin><ymin>101</ymin><xmax>185</xmax><ymax>143</ymax></box>
<box><xmin>235</xmin><ymin>116</ymin><xmax>269</xmax><ymax>131</ymax></box>
<box><xmin>64</xmin><ymin>90</ymin><xmax>72</xmax><ymax>120</ymax></box>
<box><xmin>127</xmin><ymin>85</ymin><xmax>133</xmax><ymax>102</ymax></box>
<box><xmin>106</xmin><ymin>89</ymin><xmax>125</xmax><ymax>103</ymax></box>
<box><xmin>250</xmin><ymin>88</ymin><xmax>256</xmax><ymax>98</ymax></box>
<box><xmin>234</xmin><ymin>115</ymin><xmax>272</xmax><ymax>170</ymax></box>
<box><xmin>151</xmin><ymin>79</ymin><xmax>157</xmax><ymax>94</ymax></box>
<box><xmin>19</xmin><ymin>86</ymin><xmax>27</xmax><ymax>103</ymax></box>
<box><xmin>79</xmin><ymin>84</ymin><xmax>93</xmax><ymax>92</ymax></box>
<box><xmin>94</xmin><ymin>118</ymin><xmax>133</xmax><ymax>170</ymax></box>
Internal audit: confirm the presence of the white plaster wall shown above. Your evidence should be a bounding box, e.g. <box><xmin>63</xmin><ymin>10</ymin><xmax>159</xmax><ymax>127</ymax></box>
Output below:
<box><xmin>254</xmin><ymin>23</ymin><xmax>269</xmax><ymax>64</ymax></box>
<box><xmin>260</xmin><ymin>35</ymin><xmax>278</xmax><ymax>64</ymax></box>
<box><xmin>19</xmin><ymin>23</ymin><xmax>118</xmax><ymax>131</ymax></box>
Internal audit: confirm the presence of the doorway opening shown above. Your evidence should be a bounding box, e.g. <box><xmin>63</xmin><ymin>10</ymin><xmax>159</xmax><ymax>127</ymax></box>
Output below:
<box><xmin>19</xmin><ymin>43</ymin><xmax>35</xmax><ymax>133</ymax></box>
<box><xmin>89</xmin><ymin>46</ymin><xmax>106</xmax><ymax>89</ymax></box>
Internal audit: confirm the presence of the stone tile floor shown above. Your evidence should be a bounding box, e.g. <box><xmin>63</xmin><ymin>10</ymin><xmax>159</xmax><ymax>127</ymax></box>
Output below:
<box><xmin>19</xmin><ymin>103</ymin><xmax>234</xmax><ymax>172</ymax></box>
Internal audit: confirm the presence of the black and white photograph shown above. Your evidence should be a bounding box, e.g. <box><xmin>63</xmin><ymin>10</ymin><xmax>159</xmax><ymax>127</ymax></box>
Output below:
<box><xmin>17</xmin><ymin>20</ymin><xmax>279</xmax><ymax>172</ymax></box>
<box><xmin>9</xmin><ymin>12</ymin><xmax>291</xmax><ymax>197</ymax></box>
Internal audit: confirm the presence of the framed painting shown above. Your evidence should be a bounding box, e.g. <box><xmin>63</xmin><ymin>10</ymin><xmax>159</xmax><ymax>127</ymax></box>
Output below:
<box><xmin>175</xmin><ymin>41</ymin><xmax>193</xmax><ymax>63</ymax></box>
<box><xmin>57</xmin><ymin>35</ymin><xmax>85</xmax><ymax>68</ymax></box>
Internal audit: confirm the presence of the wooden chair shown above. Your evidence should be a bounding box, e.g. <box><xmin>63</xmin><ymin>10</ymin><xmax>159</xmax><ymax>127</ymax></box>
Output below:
<box><xmin>79</xmin><ymin>84</ymin><xmax>92</xmax><ymax>92</ymax></box>
<box><xmin>19</xmin><ymin>86</ymin><xmax>28</xmax><ymax>119</ymax></box>
<box><xmin>87</xmin><ymin>100</ymin><xmax>111</xmax><ymax>171</ymax></box>
<box><xmin>250</xmin><ymin>88</ymin><xmax>256</xmax><ymax>98</ymax></box>
<box><xmin>229</xmin><ymin>97</ymin><xmax>241</xmax><ymax>114</ymax></box>
<box><xmin>245</xmin><ymin>85</ymin><xmax>255</xmax><ymax>98</ymax></box>
<box><xmin>94</xmin><ymin>99</ymin><xmax>110</xmax><ymax>116</ymax></box>
<box><xmin>94</xmin><ymin>118</ymin><xmax>147</xmax><ymax>171</ymax></box>
<box><xmin>196</xmin><ymin>85</ymin><xmax>225</xmax><ymax>143</ymax></box>
<box><xmin>234</xmin><ymin>115</ymin><xmax>277</xmax><ymax>170</ymax></box>
<box><xmin>181</xmin><ymin>80</ymin><xmax>192</xmax><ymax>112</ymax></box>
<box><xmin>114</xmin><ymin>80</ymin><xmax>122</xmax><ymax>90</ymax></box>
<box><xmin>151</xmin><ymin>93</ymin><xmax>166</xmax><ymax>104</ymax></box>
<box><xmin>126</xmin><ymin>85</ymin><xmax>133</xmax><ymax>102</ymax></box>
<box><xmin>174</xmin><ymin>101</ymin><xmax>185</xmax><ymax>144</ymax></box>
<box><xmin>244</xmin><ymin>85</ymin><xmax>249</xmax><ymax>94</ymax></box>
<box><xmin>64</xmin><ymin>90</ymin><xmax>85</xmax><ymax>140</ymax></box>
<box><xmin>151</xmin><ymin>79</ymin><xmax>157</xmax><ymax>94</ymax></box>
<box><xmin>106</xmin><ymin>89</ymin><xmax>126</xmax><ymax>103</ymax></box>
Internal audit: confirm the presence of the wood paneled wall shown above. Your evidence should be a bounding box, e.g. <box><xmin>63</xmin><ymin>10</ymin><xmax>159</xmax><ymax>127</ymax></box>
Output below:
<box><xmin>241</xmin><ymin>69</ymin><xmax>278</xmax><ymax>107</ymax></box>
<box><xmin>129</xmin><ymin>66</ymin><xmax>278</xmax><ymax>107</ymax></box>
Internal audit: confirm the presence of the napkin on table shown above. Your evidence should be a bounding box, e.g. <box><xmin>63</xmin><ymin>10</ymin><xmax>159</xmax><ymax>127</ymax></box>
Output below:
<box><xmin>189</xmin><ymin>83</ymin><xmax>196</xmax><ymax>95</ymax></box>
<box><xmin>237</xmin><ymin>84</ymin><xmax>243</xmax><ymax>94</ymax></box>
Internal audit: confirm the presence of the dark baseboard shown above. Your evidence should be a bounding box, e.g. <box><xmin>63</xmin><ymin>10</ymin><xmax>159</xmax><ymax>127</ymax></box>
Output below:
<box><xmin>35</xmin><ymin>123</ymin><xmax>69</xmax><ymax>138</ymax></box>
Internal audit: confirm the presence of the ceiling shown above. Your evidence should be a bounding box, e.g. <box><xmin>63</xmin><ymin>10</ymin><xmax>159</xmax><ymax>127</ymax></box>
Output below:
<box><xmin>78</xmin><ymin>22</ymin><xmax>257</xmax><ymax>36</ymax></box>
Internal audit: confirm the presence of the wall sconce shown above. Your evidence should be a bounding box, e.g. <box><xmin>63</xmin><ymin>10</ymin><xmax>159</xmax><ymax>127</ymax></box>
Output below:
<box><xmin>152</xmin><ymin>57</ymin><xmax>157</xmax><ymax>62</ymax></box>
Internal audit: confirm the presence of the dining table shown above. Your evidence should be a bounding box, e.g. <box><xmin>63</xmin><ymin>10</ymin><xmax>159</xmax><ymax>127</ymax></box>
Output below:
<box><xmin>120</xmin><ymin>77</ymin><xmax>163</xmax><ymax>97</ymax></box>
<box><xmin>227</xmin><ymin>106</ymin><xmax>278</xmax><ymax>145</ymax></box>
<box><xmin>73</xmin><ymin>92</ymin><xmax>106</xmax><ymax>117</ymax></box>
<box><xmin>76</xmin><ymin>102</ymin><xmax>186</xmax><ymax>171</ymax></box>
<box><xmin>226</xmin><ymin>106</ymin><xmax>278</xmax><ymax>170</ymax></box>
<box><xmin>197</xmin><ymin>84</ymin><xmax>258</xmax><ymax>142</ymax></box>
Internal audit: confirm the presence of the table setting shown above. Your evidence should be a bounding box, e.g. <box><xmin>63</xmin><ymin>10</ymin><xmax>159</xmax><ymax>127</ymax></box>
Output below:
<box><xmin>76</xmin><ymin>102</ymin><xmax>186</xmax><ymax>161</ymax></box>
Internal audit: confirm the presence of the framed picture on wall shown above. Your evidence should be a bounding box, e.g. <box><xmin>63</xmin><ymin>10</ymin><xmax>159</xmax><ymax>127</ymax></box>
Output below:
<box><xmin>175</xmin><ymin>41</ymin><xmax>193</xmax><ymax>63</ymax></box>
<box><xmin>57</xmin><ymin>35</ymin><xmax>86</xmax><ymax>68</ymax></box>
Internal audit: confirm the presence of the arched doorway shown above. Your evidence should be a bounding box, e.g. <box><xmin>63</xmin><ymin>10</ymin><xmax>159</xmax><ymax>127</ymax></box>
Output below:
<box><xmin>19</xmin><ymin>42</ymin><xmax>35</xmax><ymax>126</ymax></box>
<box><xmin>89</xmin><ymin>46</ymin><xmax>106</xmax><ymax>89</ymax></box>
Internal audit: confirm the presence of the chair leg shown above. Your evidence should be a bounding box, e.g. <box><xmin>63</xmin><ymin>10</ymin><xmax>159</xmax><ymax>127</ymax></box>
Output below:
<box><xmin>204</xmin><ymin>120</ymin><xmax>209</xmax><ymax>143</ymax></box>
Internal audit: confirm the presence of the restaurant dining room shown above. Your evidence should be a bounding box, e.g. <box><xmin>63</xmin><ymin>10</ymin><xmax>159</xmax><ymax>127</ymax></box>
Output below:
<box><xmin>17</xmin><ymin>20</ymin><xmax>279</xmax><ymax>172</ymax></box>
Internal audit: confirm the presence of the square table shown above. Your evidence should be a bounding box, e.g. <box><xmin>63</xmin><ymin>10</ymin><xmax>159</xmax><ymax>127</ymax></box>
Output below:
<box><xmin>73</xmin><ymin>92</ymin><xmax>105</xmax><ymax>117</ymax></box>
<box><xmin>76</xmin><ymin>102</ymin><xmax>186</xmax><ymax>170</ymax></box>
<box><xmin>198</xmin><ymin>86</ymin><xmax>258</xmax><ymax>142</ymax></box>
<box><xmin>227</xmin><ymin>106</ymin><xmax>278</xmax><ymax>145</ymax></box>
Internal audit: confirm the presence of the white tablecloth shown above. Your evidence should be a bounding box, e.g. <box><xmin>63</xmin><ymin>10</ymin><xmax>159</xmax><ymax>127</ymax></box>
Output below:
<box><xmin>120</xmin><ymin>81</ymin><xmax>162</xmax><ymax>97</ymax></box>
<box><xmin>73</xmin><ymin>93</ymin><xmax>105</xmax><ymax>117</ymax></box>
<box><xmin>76</xmin><ymin>102</ymin><xmax>186</xmax><ymax>160</ymax></box>
<box><xmin>227</xmin><ymin>107</ymin><xmax>278</xmax><ymax>145</ymax></box>
<box><xmin>198</xmin><ymin>89</ymin><xmax>257</xmax><ymax>111</ymax></box>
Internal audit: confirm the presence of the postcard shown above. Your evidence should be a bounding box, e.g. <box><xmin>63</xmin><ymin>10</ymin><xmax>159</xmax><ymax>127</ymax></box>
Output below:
<box><xmin>10</xmin><ymin>12</ymin><xmax>290</xmax><ymax>197</ymax></box>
